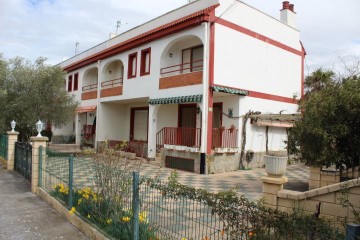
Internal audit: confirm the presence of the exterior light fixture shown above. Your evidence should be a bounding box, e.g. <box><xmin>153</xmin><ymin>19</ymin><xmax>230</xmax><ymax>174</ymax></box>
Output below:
<box><xmin>36</xmin><ymin>120</ymin><xmax>44</xmax><ymax>137</ymax></box>
<box><xmin>169</xmin><ymin>53</ymin><xmax>173</xmax><ymax>58</ymax></box>
<box><xmin>228</xmin><ymin>108</ymin><xmax>233</xmax><ymax>118</ymax></box>
<box><xmin>10</xmin><ymin>120</ymin><xmax>16</xmax><ymax>132</ymax></box>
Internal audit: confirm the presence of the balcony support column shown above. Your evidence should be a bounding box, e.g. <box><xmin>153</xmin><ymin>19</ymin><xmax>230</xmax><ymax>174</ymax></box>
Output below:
<box><xmin>147</xmin><ymin>104</ymin><xmax>160</xmax><ymax>160</ymax></box>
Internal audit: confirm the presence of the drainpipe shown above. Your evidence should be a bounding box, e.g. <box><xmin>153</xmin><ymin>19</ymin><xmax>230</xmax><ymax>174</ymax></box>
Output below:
<box><xmin>201</xmin><ymin>21</ymin><xmax>209</xmax><ymax>154</ymax></box>
<box><xmin>95</xmin><ymin>60</ymin><xmax>102</xmax><ymax>150</ymax></box>
<box><xmin>199</xmin><ymin>19</ymin><xmax>211</xmax><ymax>174</ymax></box>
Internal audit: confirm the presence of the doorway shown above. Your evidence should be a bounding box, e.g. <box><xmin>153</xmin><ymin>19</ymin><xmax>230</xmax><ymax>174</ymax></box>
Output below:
<box><xmin>178</xmin><ymin>104</ymin><xmax>197</xmax><ymax>146</ymax></box>
<box><xmin>130</xmin><ymin>107</ymin><xmax>149</xmax><ymax>142</ymax></box>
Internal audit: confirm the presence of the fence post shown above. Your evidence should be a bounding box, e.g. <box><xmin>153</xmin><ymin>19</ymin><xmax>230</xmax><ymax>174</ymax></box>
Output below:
<box><xmin>261</xmin><ymin>176</ymin><xmax>288</xmax><ymax>208</ymax></box>
<box><xmin>6</xmin><ymin>131</ymin><xmax>19</xmax><ymax>170</ymax></box>
<box><xmin>30</xmin><ymin>136</ymin><xmax>48</xmax><ymax>194</ymax></box>
<box><xmin>38</xmin><ymin>146</ymin><xmax>43</xmax><ymax>187</ymax></box>
<box><xmin>68</xmin><ymin>156</ymin><xmax>74</xmax><ymax>209</ymax></box>
<box><xmin>132</xmin><ymin>171</ymin><xmax>140</xmax><ymax>240</ymax></box>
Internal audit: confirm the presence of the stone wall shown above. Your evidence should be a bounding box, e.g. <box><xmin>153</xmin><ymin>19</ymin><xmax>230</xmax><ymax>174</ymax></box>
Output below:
<box><xmin>309</xmin><ymin>166</ymin><xmax>360</xmax><ymax>190</ymax></box>
<box><xmin>274</xmin><ymin>178</ymin><xmax>360</xmax><ymax>230</ymax></box>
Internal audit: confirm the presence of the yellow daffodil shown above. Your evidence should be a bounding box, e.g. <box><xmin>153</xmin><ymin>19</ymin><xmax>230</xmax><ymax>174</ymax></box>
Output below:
<box><xmin>106</xmin><ymin>219</ymin><xmax>112</xmax><ymax>224</ymax></box>
<box><xmin>69</xmin><ymin>207</ymin><xmax>76</xmax><ymax>214</ymax></box>
<box><xmin>87</xmin><ymin>214</ymin><xmax>91</xmax><ymax>219</ymax></box>
<box><xmin>121</xmin><ymin>216</ymin><xmax>130</xmax><ymax>222</ymax></box>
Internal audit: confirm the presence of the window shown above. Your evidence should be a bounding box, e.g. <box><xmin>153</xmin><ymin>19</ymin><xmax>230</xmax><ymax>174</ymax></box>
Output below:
<box><xmin>68</xmin><ymin>75</ymin><xmax>72</xmax><ymax>92</ymax></box>
<box><xmin>140</xmin><ymin>48</ymin><xmax>151</xmax><ymax>76</ymax></box>
<box><xmin>127</xmin><ymin>52</ymin><xmax>137</xmax><ymax>79</ymax></box>
<box><xmin>73</xmin><ymin>73</ymin><xmax>79</xmax><ymax>91</ymax></box>
<box><xmin>181</xmin><ymin>45</ymin><xmax>204</xmax><ymax>73</ymax></box>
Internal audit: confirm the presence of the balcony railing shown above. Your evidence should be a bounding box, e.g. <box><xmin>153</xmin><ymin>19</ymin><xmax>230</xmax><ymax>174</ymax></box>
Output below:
<box><xmin>82</xmin><ymin>83</ymin><xmax>98</xmax><ymax>93</ymax></box>
<box><xmin>156</xmin><ymin>127</ymin><xmax>238</xmax><ymax>152</ymax></box>
<box><xmin>101</xmin><ymin>78</ymin><xmax>123</xmax><ymax>89</ymax></box>
<box><xmin>156</xmin><ymin>127</ymin><xmax>201</xmax><ymax>152</ymax></box>
<box><xmin>160</xmin><ymin>59</ymin><xmax>203</xmax><ymax>77</ymax></box>
<box><xmin>212</xmin><ymin>128</ymin><xmax>238</xmax><ymax>149</ymax></box>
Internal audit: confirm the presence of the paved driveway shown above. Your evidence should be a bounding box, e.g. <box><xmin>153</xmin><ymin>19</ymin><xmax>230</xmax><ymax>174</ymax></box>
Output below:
<box><xmin>140</xmin><ymin>163</ymin><xmax>309</xmax><ymax>201</ymax></box>
<box><xmin>45</xmin><ymin>156</ymin><xmax>309</xmax><ymax>202</ymax></box>
<box><xmin>0</xmin><ymin>163</ymin><xmax>88</xmax><ymax>240</ymax></box>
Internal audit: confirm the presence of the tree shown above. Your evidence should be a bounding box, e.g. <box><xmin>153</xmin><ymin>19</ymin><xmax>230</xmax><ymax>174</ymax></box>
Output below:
<box><xmin>0</xmin><ymin>55</ymin><xmax>78</xmax><ymax>140</ymax></box>
<box><xmin>289</xmin><ymin>68</ymin><xmax>360</xmax><ymax>170</ymax></box>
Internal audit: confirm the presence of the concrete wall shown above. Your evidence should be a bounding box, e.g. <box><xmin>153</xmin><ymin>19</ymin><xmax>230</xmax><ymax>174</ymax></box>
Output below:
<box><xmin>275</xmin><ymin>178</ymin><xmax>360</xmax><ymax>230</ymax></box>
<box><xmin>309</xmin><ymin>166</ymin><xmax>360</xmax><ymax>190</ymax></box>
<box><xmin>161</xmin><ymin>149</ymin><xmax>201</xmax><ymax>174</ymax></box>
<box><xmin>207</xmin><ymin>153</ymin><xmax>240</xmax><ymax>174</ymax></box>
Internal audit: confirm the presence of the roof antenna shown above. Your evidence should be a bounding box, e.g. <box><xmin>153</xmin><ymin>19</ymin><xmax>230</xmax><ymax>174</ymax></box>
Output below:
<box><xmin>75</xmin><ymin>42</ymin><xmax>79</xmax><ymax>55</ymax></box>
<box><xmin>116</xmin><ymin>20</ymin><xmax>128</xmax><ymax>34</ymax></box>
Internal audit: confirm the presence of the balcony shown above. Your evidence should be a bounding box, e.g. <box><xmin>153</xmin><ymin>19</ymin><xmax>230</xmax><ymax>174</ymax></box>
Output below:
<box><xmin>156</xmin><ymin>127</ymin><xmax>238</xmax><ymax>152</ymax></box>
<box><xmin>100</xmin><ymin>78</ymin><xmax>123</xmax><ymax>98</ymax></box>
<box><xmin>212</xmin><ymin>128</ymin><xmax>238</xmax><ymax>150</ymax></box>
<box><xmin>159</xmin><ymin>60</ymin><xmax>203</xmax><ymax>89</ymax></box>
<box><xmin>81</xmin><ymin>84</ymin><xmax>98</xmax><ymax>100</ymax></box>
<box><xmin>156</xmin><ymin>127</ymin><xmax>201</xmax><ymax>151</ymax></box>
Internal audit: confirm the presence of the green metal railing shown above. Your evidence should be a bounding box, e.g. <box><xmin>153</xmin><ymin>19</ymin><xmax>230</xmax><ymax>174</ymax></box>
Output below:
<box><xmin>14</xmin><ymin>142</ymin><xmax>32</xmax><ymax>180</ymax></box>
<box><xmin>38</xmin><ymin>147</ymin><xmax>344</xmax><ymax>240</ymax></box>
<box><xmin>0</xmin><ymin>135</ymin><xmax>8</xmax><ymax>160</ymax></box>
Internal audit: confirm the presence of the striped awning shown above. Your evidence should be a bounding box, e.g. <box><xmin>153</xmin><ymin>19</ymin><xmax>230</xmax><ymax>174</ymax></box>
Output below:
<box><xmin>75</xmin><ymin>105</ymin><xmax>97</xmax><ymax>113</ymax></box>
<box><xmin>148</xmin><ymin>95</ymin><xmax>202</xmax><ymax>105</ymax></box>
<box><xmin>212</xmin><ymin>85</ymin><xmax>248</xmax><ymax>96</ymax></box>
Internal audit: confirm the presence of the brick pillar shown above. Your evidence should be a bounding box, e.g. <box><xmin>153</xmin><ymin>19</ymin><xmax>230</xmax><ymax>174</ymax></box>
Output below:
<box><xmin>261</xmin><ymin>176</ymin><xmax>288</xmax><ymax>208</ymax></box>
<box><xmin>6</xmin><ymin>131</ymin><xmax>19</xmax><ymax>170</ymax></box>
<box><xmin>30</xmin><ymin>136</ymin><xmax>48</xmax><ymax>194</ymax></box>
<box><xmin>309</xmin><ymin>166</ymin><xmax>321</xmax><ymax>189</ymax></box>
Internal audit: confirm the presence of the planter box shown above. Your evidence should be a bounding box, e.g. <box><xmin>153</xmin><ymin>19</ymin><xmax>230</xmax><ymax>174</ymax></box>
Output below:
<box><xmin>264</xmin><ymin>155</ymin><xmax>288</xmax><ymax>177</ymax></box>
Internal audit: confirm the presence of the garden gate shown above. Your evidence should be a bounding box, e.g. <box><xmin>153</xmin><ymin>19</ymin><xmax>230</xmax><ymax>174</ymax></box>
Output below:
<box><xmin>15</xmin><ymin>142</ymin><xmax>32</xmax><ymax>181</ymax></box>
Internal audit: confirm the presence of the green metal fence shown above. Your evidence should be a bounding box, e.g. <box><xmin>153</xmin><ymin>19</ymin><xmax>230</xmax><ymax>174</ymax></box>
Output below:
<box><xmin>15</xmin><ymin>142</ymin><xmax>32</xmax><ymax>180</ymax></box>
<box><xmin>38</xmin><ymin>147</ymin><xmax>344</xmax><ymax>240</ymax></box>
<box><xmin>0</xmin><ymin>135</ymin><xmax>7</xmax><ymax>160</ymax></box>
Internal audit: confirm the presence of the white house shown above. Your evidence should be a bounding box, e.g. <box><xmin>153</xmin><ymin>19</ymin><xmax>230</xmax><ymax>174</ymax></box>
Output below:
<box><xmin>54</xmin><ymin>0</ymin><xmax>305</xmax><ymax>174</ymax></box>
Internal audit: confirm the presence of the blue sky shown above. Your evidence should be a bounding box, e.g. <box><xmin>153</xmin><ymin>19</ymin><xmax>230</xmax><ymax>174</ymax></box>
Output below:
<box><xmin>1</xmin><ymin>0</ymin><xmax>359</xmax><ymax>75</ymax></box>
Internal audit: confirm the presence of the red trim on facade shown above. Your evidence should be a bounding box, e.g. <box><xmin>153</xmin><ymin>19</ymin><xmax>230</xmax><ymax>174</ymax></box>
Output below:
<box><xmin>206</xmin><ymin>13</ymin><xmax>216</xmax><ymax>155</ymax></box>
<box><xmin>215</xmin><ymin>18</ymin><xmax>303</xmax><ymax>57</ymax></box>
<box><xmin>127</xmin><ymin>52</ymin><xmax>137</xmax><ymax>79</ymax></box>
<box><xmin>212</xmin><ymin>83</ymin><xmax>297</xmax><ymax>104</ymax></box>
<box><xmin>68</xmin><ymin>75</ymin><xmax>73</xmax><ymax>92</ymax></box>
<box><xmin>301</xmin><ymin>52</ymin><xmax>305</xmax><ymax>97</ymax></box>
<box><xmin>300</xmin><ymin>41</ymin><xmax>306</xmax><ymax>97</ymax></box>
<box><xmin>73</xmin><ymin>73</ymin><xmax>79</xmax><ymax>91</ymax></box>
<box><xmin>63</xmin><ymin>5</ymin><xmax>219</xmax><ymax>72</ymax></box>
<box><xmin>247</xmin><ymin>90</ymin><xmax>297</xmax><ymax>104</ymax></box>
<box><xmin>140</xmin><ymin>47</ymin><xmax>151</xmax><ymax>76</ymax></box>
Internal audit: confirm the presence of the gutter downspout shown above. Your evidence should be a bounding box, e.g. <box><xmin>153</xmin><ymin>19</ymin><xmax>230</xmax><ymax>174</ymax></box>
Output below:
<box><xmin>200</xmin><ymin>20</ymin><xmax>210</xmax><ymax>174</ymax></box>
<box><xmin>95</xmin><ymin>60</ymin><xmax>102</xmax><ymax>150</ymax></box>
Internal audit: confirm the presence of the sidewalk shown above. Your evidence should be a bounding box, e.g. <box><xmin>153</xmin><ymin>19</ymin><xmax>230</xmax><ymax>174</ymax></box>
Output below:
<box><xmin>0</xmin><ymin>163</ymin><xmax>88</xmax><ymax>240</ymax></box>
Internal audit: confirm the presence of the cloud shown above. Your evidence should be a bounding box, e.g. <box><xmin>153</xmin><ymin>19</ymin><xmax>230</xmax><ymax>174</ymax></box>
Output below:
<box><xmin>0</xmin><ymin>0</ymin><xmax>359</xmax><ymax>74</ymax></box>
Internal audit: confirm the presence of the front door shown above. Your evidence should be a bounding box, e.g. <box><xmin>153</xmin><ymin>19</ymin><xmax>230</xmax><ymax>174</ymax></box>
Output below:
<box><xmin>130</xmin><ymin>107</ymin><xmax>149</xmax><ymax>142</ymax></box>
<box><xmin>178</xmin><ymin>104</ymin><xmax>197</xmax><ymax>146</ymax></box>
<box><xmin>212</xmin><ymin>103</ymin><xmax>223</xmax><ymax>148</ymax></box>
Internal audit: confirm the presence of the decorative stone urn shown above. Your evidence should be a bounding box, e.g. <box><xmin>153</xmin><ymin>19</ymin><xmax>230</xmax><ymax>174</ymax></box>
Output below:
<box><xmin>264</xmin><ymin>154</ymin><xmax>288</xmax><ymax>177</ymax></box>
